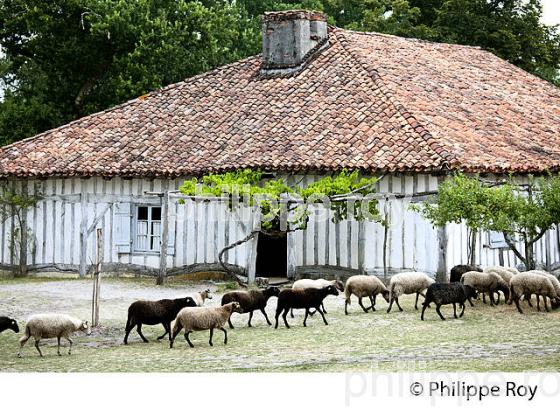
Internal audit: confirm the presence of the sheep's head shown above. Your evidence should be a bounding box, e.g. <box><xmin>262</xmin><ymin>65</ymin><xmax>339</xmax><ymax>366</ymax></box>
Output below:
<box><xmin>181</xmin><ymin>297</ymin><xmax>197</xmax><ymax>308</ymax></box>
<box><xmin>9</xmin><ymin>319</ymin><xmax>19</xmax><ymax>333</ymax></box>
<box><xmin>325</xmin><ymin>285</ymin><xmax>339</xmax><ymax>296</ymax></box>
<box><xmin>334</xmin><ymin>280</ymin><xmax>345</xmax><ymax>292</ymax></box>
<box><xmin>265</xmin><ymin>286</ymin><xmax>281</xmax><ymax>298</ymax></box>
<box><xmin>381</xmin><ymin>289</ymin><xmax>390</xmax><ymax>303</ymax></box>
<box><xmin>497</xmin><ymin>284</ymin><xmax>510</xmax><ymax>301</ymax></box>
<box><xmin>201</xmin><ymin>289</ymin><xmax>213</xmax><ymax>300</ymax></box>
<box><xmin>231</xmin><ymin>302</ymin><xmax>243</xmax><ymax>314</ymax></box>
<box><xmin>463</xmin><ymin>285</ymin><xmax>477</xmax><ymax>300</ymax></box>
<box><xmin>81</xmin><ymin>321</ymin><xmax>92</xmax><ymax>335</ymax></box>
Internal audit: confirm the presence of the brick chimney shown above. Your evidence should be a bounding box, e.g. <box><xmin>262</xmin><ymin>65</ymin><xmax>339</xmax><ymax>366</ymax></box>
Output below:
<box><xmin>261</xmin><ymin>10</ymin><xmax>328</xmax><ymax>73</ymax></box>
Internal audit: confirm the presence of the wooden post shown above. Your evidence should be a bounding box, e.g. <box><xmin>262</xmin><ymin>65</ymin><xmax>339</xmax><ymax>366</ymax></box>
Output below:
<box><xmin>358</xmin><ymin>220</ymin><xmax>366</xmax><ymax>274</ymax></box>
<box><xmin>79</xmin><ymin>191</ymin><xmax>88</xmax><ymax>278</ymax></box>
<box><xmin>246</xmin><ymin>207</ymin><xmax>261</xmax><ymax>285</ymax></box>
<box><xmin>382</xmin><ymin>196</ymin><xmax>390</xmax><ymax>281</ymax></box>
<box><xmin>157</xmin><ymin>186</ymin><xmax>169</xmax><ymax>286</ymax></box>
<box><xmin>92</xmin><ymin>228</ymin><xmax>102</xmax><ymax>327</ymax></box>
<box><xmin>437</xmin><ymin>226</ymin><xmax>448</xmax><ymax>283</ymax></box>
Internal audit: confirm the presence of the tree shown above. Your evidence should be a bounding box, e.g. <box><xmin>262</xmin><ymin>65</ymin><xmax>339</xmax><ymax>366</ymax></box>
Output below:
<box><xmin>178</xmin><ymin>169</ymin><xmax>381</xmax><ymax>285</ymax></box>
<box><xmin>415</xmin><ymin>173</ymin><xmax>560</xmax><ymax>270</ymax></box>
<box><xmin>0</xmin><ymin>185</ymin><xmax>43</xmax><ymax>277</ymax></box>
<box><xmin>484</xmin><ymin>176</ymin><xmax>560</xmax><ymax>270</ymax></box>
<box><xmin>413</xmin><ymin>173</ymin><xmax>493</xmax><ymax>265</ymax></box>
<box><xmin>0</xmin><ymin>0</ymin><xmax>260</xmax><ymax>145</ymax></box>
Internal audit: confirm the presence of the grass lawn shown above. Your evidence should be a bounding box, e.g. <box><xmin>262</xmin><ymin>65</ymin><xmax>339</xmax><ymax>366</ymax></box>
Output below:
<box><xmin>0</xmin><ymin>277</ymin><xmax>558</xmax><ymax>372</ymax></box>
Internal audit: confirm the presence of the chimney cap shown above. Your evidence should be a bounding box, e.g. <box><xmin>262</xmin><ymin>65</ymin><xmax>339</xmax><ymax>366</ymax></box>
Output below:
<box><xmin>262</xmin><ymin>9</ymin><xmax>327</xmax><ymax>23</ymax></box>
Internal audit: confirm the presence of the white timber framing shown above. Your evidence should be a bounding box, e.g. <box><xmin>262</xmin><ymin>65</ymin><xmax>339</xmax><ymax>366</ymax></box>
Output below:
<box><xmin>0</xmin><ymin>174</ymin><xmax>558</xmax><ymax>282</ymax></box>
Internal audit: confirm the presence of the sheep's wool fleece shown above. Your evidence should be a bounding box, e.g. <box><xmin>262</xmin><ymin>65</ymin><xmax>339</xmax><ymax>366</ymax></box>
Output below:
<box><xmin>177</xmin><ymin>306</ymin><xmax>231</xmax><ymax>331</ymax></box>
<box><xmin>462</xmin><ymin>271</ymin><xmax>505</xmax><ymax>289</ymax></box>
<box><xmin>390</xmin><ymin>272</ymin><xmax>434</xmax><ymax>295</ymax></box>
<box><xmin>346</xmin><ymin>275</ymin><xmax>386</xmax><ymax>298</ymax></box>
<box><xmin>483</xmin><ymin>266</ymin><xmax>515</xmax><ymax>283</ymax></box>
<box><xmin>510</xmin><ymin>272</ymin><xmax>556</xmax><ymax>296</ymax></box>
<box><xmin>527</xmin><ymin>270</ymin><xmax>560</xmax><ymax>296</ymax></box>
<box><xmin>26</xmin><ymin>314</ymin><xmax>83</xmax><ymax>338</ymax></box>
<box><xmin>292</xmin><ymin>279</ymin><xmax>334</xmax><ymax>290</ymax></box>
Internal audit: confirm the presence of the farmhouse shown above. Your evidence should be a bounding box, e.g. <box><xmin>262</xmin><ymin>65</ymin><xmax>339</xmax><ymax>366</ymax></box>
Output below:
<box><xmin>0</xmin><ymin>10</ymin><xmax>559</xmax><ymax>282</ymax></box>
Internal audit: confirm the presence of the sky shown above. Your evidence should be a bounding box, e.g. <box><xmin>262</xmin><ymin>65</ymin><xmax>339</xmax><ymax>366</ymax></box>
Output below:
<box><xmin>543</xmin><ymin>0</ymin><xmax>560</xmax><ymax>25</ymax></box>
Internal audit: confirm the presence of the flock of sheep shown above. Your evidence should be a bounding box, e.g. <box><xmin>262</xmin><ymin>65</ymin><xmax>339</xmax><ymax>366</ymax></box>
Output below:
<box><xmin>1</xmin><ymin>265</ymin><xmax>559</xmax><ymax>357</ymax></box>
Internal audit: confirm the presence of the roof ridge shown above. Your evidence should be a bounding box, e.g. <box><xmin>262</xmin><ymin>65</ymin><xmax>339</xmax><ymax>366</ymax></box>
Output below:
<box><xmin>334</xmin><ymin>28</ymin><xmax>459</xmax><ymax>170</ymax></box>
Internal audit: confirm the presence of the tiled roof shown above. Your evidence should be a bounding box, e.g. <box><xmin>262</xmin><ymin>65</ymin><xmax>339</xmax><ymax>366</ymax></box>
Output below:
<box><xmin>1</xmin><ymin>27</ymin><xmax>559</xmax><ymax>178</ymax></box>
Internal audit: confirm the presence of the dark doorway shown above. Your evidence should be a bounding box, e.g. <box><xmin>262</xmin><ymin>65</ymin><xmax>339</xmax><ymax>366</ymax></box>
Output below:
<box><xmin>255</xmin><ymin>233</ymin><xmax>287</xmax><ymax>278</ymax></box>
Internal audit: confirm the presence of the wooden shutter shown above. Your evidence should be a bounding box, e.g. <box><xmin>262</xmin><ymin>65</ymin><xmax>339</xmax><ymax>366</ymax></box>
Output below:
<box><xmin>114</xmin><ymin>202</ymin><xmax>132</xmax><ymax>253</ymax></box>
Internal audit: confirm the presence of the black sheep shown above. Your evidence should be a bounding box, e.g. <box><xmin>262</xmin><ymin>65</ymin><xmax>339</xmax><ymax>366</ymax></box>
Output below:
<box><xmin>124</xmin><ymin>296</ymin><xmax>197</xmax><ymax>344</ymax></box>
<box><xmin>421</xmin><ymin>283</ymin><xmax>477</xmax><ymax>321</ymax></box>
<box><xmin>221</xmin><ymin>286</ymin><xmax>280</xmax><ymax>328</ymax></box>
<box><xmin>275</xmin><ymin>285</ymin><xmax>339</xmax><ymax>329</ymax></box>
<box><xmin>0</xmin><ymin>316</ymin><xmax>19</xmax><ymax>334</ymax></box>
<box><xmin>449</xmin><ymin>264</ymin><xmax>482</xmax><ymax>283</ymax></box>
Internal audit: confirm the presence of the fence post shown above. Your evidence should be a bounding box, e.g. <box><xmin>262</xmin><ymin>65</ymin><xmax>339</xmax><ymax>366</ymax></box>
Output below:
<box><xmin>92</xmin><ymin>228</ymin><xmax>102</xmax><ymax>327</ymax></box>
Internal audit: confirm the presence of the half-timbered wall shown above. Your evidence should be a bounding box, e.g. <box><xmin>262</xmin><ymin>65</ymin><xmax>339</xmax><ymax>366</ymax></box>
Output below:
<box><xmin>0</xmin><ymin>174</ymin><xmax>558</xmax><ymax>278</ymax></box>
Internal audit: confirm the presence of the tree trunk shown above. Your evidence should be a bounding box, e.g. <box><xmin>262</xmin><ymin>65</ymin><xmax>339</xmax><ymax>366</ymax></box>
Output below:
<box><xmin>468</xmin><ymin>228</ymin><xmax>477</xmax><ymax>266</ymax></box>
<box><xmin>525</xmin><ymin>241</ymin><xmax>535</xmax><ymax>271</ymax></box>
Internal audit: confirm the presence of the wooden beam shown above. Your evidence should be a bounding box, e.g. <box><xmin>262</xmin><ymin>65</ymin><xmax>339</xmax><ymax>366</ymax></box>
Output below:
<box><xmin>79</xmin><ymin>191</ymin><xmax>87</xmax><ymax>278</ymax></box>
<box><xmin>157</xmin><ymin>182</ymin><xmax>169</xmax><ymax>285</ymax></box>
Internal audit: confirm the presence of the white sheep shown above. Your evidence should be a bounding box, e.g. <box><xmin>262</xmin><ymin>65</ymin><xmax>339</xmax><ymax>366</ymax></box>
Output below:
<box><xmin>169</xmin><ymin>302</ymin><xmax>243</xmax><ymax>348</ymax></box>
<box><xmin>291</xmin><ymin>278</ymin><xmax>343</xmax><ymax>316</ymax></box>
<box><xmin>461</xmin><ymin>271</ymin><xmax>509</xmax><ymax>306</ymax></box>
<box><xmin>387</xmin><ymin>272</ymin><xmax>435</xmax><ymax>313</ymax></box>
<box><xmin>189</xmin><ymin>289</ymin><xmax>213</xmax><ymax>307</ymax></box>
<box><xmin>344</xmin><ymin>275</ymin><xmax>389</xmax><ymax>314</ymax></box>
<box><xmin>510</xmin><ymin>272</ymin><xmax>559</xmax><ymax>313</ymax></box>
<box><xmin>483</xmin><ymin>266</ymin><xmax>519</xmax><ymax>303</ymax></box>
<box><xmin>17</xmin><ymin>313</ymin><xmax>91</xmax><ymax>357</ymax></box>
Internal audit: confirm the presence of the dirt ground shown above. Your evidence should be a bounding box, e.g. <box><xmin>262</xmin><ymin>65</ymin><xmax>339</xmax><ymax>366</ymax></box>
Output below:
<box><xmin>0</xmin><ymin>277</ymin><xmax>559</xmax><ymax>372</ymax></box>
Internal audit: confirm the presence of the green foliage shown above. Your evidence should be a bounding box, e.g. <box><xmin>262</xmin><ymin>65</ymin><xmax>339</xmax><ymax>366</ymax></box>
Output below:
<box><xmin>1</xmin><ymin>0</ymin><xmax>558</xmax><ymax>145</ymax></box>
<box><xmin>179</xmin><ymin>169</ymin><xmax>380</xmax><ymax>231</ymax></box>
<box><xmin>415</xmin><ymin>172</ymin><xmax>560</xmax><ymax>269</ymax></box>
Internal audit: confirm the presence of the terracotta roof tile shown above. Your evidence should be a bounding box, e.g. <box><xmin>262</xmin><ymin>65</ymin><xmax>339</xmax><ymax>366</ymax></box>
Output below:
<box><xmin>0</xmin><ymin>27</ymin><xmax>559</xmax><ymax>178</ymax></box>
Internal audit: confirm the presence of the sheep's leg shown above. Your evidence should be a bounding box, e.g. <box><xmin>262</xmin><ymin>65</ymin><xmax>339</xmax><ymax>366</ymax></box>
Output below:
<box><xmin>228</xmin><ymin>317</ymin><xmax>234</xmax><ymax>329</ymax></box>
<box><xmin>317</xmin><ymin>305</ymin><xmax>329</xmax><ymax>325</ymax></box>
<box><xmin>247</xmin><ymin>311</ymin><xmax>254</xmax><ymax>327</ymax></box>
<box><xmin>169</xmin><ymin>322</ymin><xmax>182</xmax><ymax>349</ymax></box>
<box><xmin>184</xmin><ymin>331</ymin><xmax>194</xmax><ymax>348</ymax></box>
<box><xmin>220</xmin><ymin>327</ymin><xmax>228</xmax><ymax>345</ymax></box>
<box><xmin>525</xmin><ymin>294</ymin><xmax>534</xmax><ymax>307</ymax></box>
<box><xmin>136</xmin><ymin>324</ymin><xmax>148</xmax><ymax>343</ymax></box>
<box><xmin>370</xmin><ymin>295</ymin><xmax>377</xmax><ymax>311</ymax></box>
<box><xmin>489</xmin><ymin>292</ymin><xmax>496</xmax><ymax>306</ymax></box>
<box><xmin>321</xmin><ymin>302</ymin><xmax>328</xmax><ymax>314</ymax></box>
<box><xmin>386</xmin><ymin>298</ymin><xmax>394</xmax><ymax>313</ymax></box>
<box><xmin>496</xmin><ymin>292</ymin><xmax>501</xmax><ymax>304</ymax></box>
<box><xmin>435</xmin><ymin>305</ymin><xmax>446</xmax><ymax>321</ymax></box>
<box><xmin>420</xmin><ymin>303</ymin><xmax>428</xmax><ymax>321</ymax></box>
<box><xmin>467</xmin><ymin>296</ymin><xmax>474</xmax><ymax>307</ymax></box>
<box><xmin>358</xmin><ymin>297</ymin><xmax>369</xmax><ymax>313</ymax></box>
<box><xmin>34</xmin><ymin>338</ymin><xmax>44</xmax><ymax>357</ymax></box>
<box><xmin>208</xmin><ymin>328</ymin><xmax>214</xmax><ymax>346</ymax></box>
<box><xmin>260</xmin><ymin>308</ymin><xmax>272</xmax><ymax>326</ymax></box>
<box><xmin>345</xmin><ymin>300</ymin><xmax>350</xmax><ymax>315</ymax></box>
<box><xmin>459</xmin><ymin>303</ymin><xmax>465</xmax><ymax>318</ymax></box>
<box><xmin>395</xmin><ymin>297</ymin><xmax>404</xmax><ymax>312</ymax></box>
<box><xmin>123</xmin><ymin>316</ymin><xmax>135</xmax><ymax>345</ymax></box>
<box><xmin>57</xmin><ymin>336</ymin><xmax>62</xmax><ymax>356</ymax></box>
<box><xmin>414</xmin><ymin>292</ymin><xmax>420</xmax><ymax>310</ymax></box>
<box><xmin>453</xmin><ymin>303</ymin><xmax>457</xmax><ymax>319</ymax></box>
<box><xmin>66</xmin><ymin>337</ymin><xmax>73</xmax><ymax>355</ymax></box>
<box><xmin>17</xmin><ymin>333</ymin><xmax>30</xmax><ymax>358</ymax></box>
<box><xmin>290</xmin><ymin>308</ymin><xmax>294</xmax><ymax>319</ymax></box>
<box><xmin>282</xmin><ymin>309</ymin><xmax>290</xmax><ymax>329</ymax></box>
<box><xmin>512</xmin><ymin>293</ymin><xmax>524</xmax><ymax>314</ymax></box>
<box><xmin>157</xmin><ymin>323</ymin><xmax>169</xmax><ymax>340</ymax></box>
<box><xmin>482</xmin><ymin>293</ymin><xmax>487</xmax><ymax>304</ymax></box>
<box><xmin>303</xmin><ymin>308</ymin><xmax>309</xmax><ymax>327</ymax></box>
<box><xmin>544</xmin><ymin>296</ymin><xmax>550</xmax><ymax>312</ymax></box>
